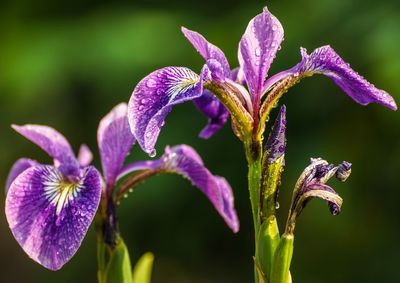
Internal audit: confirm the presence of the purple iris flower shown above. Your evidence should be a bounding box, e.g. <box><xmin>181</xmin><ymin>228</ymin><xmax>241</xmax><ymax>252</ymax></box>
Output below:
<box><xmin>128</xmin><ymin>7</ymin><xmax>396</xmax><ymax>156</ymax></box>
<box><xmin>5</xmin><ymin>103</ymin><xmax>238</xmax><ymax>271</ymax></box>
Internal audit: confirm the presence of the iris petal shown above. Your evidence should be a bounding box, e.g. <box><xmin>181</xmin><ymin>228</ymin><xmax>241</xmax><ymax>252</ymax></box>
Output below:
<box><xmin>77</xmin><ymin>144</ymin><xmax>93</xmax><ymax>167</ymax></box>
<box><xmin>98</xmin><ymin>103</ymin><xmax>135</xmax><ymax>187</ymax></box>
<box><xmin>5</xmin><ymin>165</ymin><xmax>102</xmax><ymax>270</ymax></box>
<box><xmin>119</xmin><ymin>145</ymin><xmax>239</xmax><ymax>232</ymax></box>
<box><xmin>238</xmin><ymin>7</ymin><xmax>284</xmax><ymax>101</ymax></box>
<box><xmin>263</xmin><ymin>46</ymin><xmax>397</xmax><ymax>110</ymax></box>
<box><xmin>193</xmin><ymin>91</ymin><xmax>229</xmax><ymax>139</ymax></box>
<box><xmin>181</xmin><ymin>27</ymin><xmax>231</xmax><ymax>77</ymax></box>
<box><xmin>12</xmin><ymin>125</ymin><xmax>80</xmax><ymax>175</ymax></box>
<box><xmin>128</xmin><ymin>67</ymin><xmax>203</xmax><ymax>155</ymax></box>
<box><xmin>299</xmin><ymin>46</ymin><xmax>397</xmax><ymax>110</ymax></box>
<box><xmin>5</xmin><ymin>158</ymin><xmax>38</xmax><ymax>193</ymax></box>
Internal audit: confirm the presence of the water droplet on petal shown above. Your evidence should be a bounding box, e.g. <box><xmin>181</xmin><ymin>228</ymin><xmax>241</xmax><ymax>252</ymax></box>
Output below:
<box><xmin>272</xmin><ymin>24</ymin><xmax>278</xmax><ymax>31</ymax></box>
<box><xmin>139</xmin><ymin>105</ymin><xmax>144</xmax><ymax>111</ymax></box>
<box><xmin>275</xmin><ymin>202</ymin><xmax>280</xmax><ymax>210</ymax></box>
<box><xmin>148</xmin><ymin>149</ymin><xmax>157</xmax><ymax>158</ymax></box>
<box><xmin>255</xmin><ymin>47</ymin><xmax>261</xmax><ymax>57</ymax></box>
<box><xmin>141</xmin><ymin>98</ymin><xmax>147</xmax><ymax>104</ymax></box>
<box><xmin>146</xmin><ymin>78</ymin><xmax>157</xmax><ymax>88</ymax></box>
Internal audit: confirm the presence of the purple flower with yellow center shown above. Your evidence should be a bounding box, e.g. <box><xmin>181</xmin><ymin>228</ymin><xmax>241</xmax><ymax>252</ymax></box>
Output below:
<box><xmin>5</xmin><ymin>103</ymin><xmax>238</xmax><ymax>271</ymax></box>
<box><xmin>128</xmin><ymin>7</ymin><xmax>396</xmax><ymax>156</ymax></box>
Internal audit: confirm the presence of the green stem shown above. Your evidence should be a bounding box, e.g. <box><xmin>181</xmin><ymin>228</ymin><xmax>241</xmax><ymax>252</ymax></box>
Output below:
<box><xmin>245</xmin><ymin>138</ymin><xmax>265</xmax><ymax>283</ymax></box>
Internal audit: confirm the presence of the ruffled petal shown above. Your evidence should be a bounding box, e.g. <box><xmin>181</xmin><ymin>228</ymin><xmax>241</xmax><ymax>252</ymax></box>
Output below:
<box><xmin>263</xmin><ymin>46</ymin><xmax>397</xmax><ymax>110</ymax></box>
<box><xmin>193</xmin><ymin>90</ymin><xmax>229</xmax><ymax>139</ymax></box>
<box><xmin>5</xmin><ymin>165</ymin><xmax>102</xmax><ymax>270</ymax></box>
<box><xmin>128</xmin><ymin>67</ymin><xmax>203</xmax><ymax>155</ymax></box>
<box><xmin>5</xmin><ymin>158</ymin><xmax>38</xmax><ymax>193</ymax></box>
<box><xmin>12</xmin><ymin>125</ymin><xmax>80</xmax><ymax>175</ymax></box>
<box><xmin>181</xmin><ymin>27</ymin><xmax>231</xmax><ymax>77</ymax></box>
<box><xmin>77</xmin><ymin>144</ymin><xmax>93</xmax><ymax>167</ymax></box>
<box><xmin>98</xmin><ymin>103</ymin><xmax>135</xmax><ymax>187</ymax></box>
<box><xmin>238</xmin><ymin>7</ymin><xmax>284</xmax><ymax>100</ymax></box>
<box><xmin>119</xmin><ymin>145</ymin><xmax>239</xmax><ymax>232</ymax></box>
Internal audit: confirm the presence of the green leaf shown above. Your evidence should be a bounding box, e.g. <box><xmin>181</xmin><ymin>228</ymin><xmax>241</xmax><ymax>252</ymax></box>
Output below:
<box><xmin>132</xmin><ymin>252</ymin><xmax>155</xmax><ymax>283</ymax></box>
<box><xmin>104</xmin><ymin>236</ymin><xmax>133</xmax><ymax>283</ymax></box>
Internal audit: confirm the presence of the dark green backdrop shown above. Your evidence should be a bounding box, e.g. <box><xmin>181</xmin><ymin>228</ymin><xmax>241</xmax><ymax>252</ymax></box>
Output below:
<box><xmin>1</xmin><ymin>0</ymin><xmax>399</xmax><ymax>282</ymax></box>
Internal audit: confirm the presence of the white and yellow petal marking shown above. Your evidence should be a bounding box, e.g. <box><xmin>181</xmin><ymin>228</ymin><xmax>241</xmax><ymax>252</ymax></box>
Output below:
<box><xmin>42</xmin><ymin>168</ymin><xmax>84</xmax><ymax>215</ymax></box>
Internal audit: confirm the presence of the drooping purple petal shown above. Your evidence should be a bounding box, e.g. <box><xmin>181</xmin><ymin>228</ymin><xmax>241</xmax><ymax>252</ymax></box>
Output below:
<box><xmin>300</xmin><ymin>46</ymin><xmax>397</xmax><ymax>110</ymax></box>
<box><xmin>193</xmin><ymin>90</ymin><xmax>230</xmax><ymax>139</ymax></box>
<box><xmin>181</xmin><ymin>27</ymin><xmax>231</xmax><ymax>77</ymax></box>
<box><xmin>12</xmin><ymin>125</ymin><xmax>80</xmax><ymax>175</ymax></box>
<box><xmin>128</xmin><ymin>67</ymin><xmax>203</xmax><ymax>156</ymax></box>
<box><xmin>264</xmin><ymin>46</ymin><xmax>397</xmax><ymax>110</ymax></box>
<box><xmin>163</xmin><ymin>145</ymin><xmax>239</xmax><ymax>232</ymax></box>
<box><xmin>77</xmin><ymin>144</ymin><xmax>93</xmax><ymax>167</ymax></box>
<box><xmin>265</xmin><ymin>105</ymin><xmax>286</xmax><ymax>164</ymax></box>
<box><xmin>238</xmin><ymin>7</ymin><xmax>284</xmax><ymax>102</ymax></box>
<box><xmin>296</xmin><ymin>182</ymin><xmax>343</xmax><ymax>216</ymax></box>
<box><xmin>98</xmin><ymin>103</ymin><xmax>135</xmax><ymax>187</ymax></box>
<box><xmin>5</xmin><ymin>165</ymin><xmax>102</xmax><ymax>270</ymax></box>
<box><xmin>5</xmin><ymin>158</ymin><xmax>38</xmax><ymax>193</ymax></box>
<box><xmin>118</xmin><ymin>145</ymin><xmax>239</xmax><ymax>232</ymax></box>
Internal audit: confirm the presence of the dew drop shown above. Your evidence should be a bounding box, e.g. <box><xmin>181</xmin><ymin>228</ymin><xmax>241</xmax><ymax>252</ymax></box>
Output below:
<box><xmin>271</xmin><ymin>41</ymin><xmax>276</xmax><ymax>48</ymax></box>
<box><xmin>148</xmin><ymin>149</ymin><xmax>157</xmax><ymax>158</ymax></box>
<box><xmin>272</xmin><ymin>24</ymin><xmax>278</xmax><ymax>31</ymax></box>
<box><xmin>255</xmin><ymin>47</ymin><xmax>261</xmax><ymax>57</ymax></box>
<box><xmin>255</xmin><ymin>60</ymin><xmax>260</xmax><ymax>66</ymax></box>
<box><xmin>275</xmin><ymin>202</ymin><xmax>280</xmax><ymax>210</ymax></box>
<box><xmin>251</xmin><ymin>26</ymin><xmax>256</xmax><ymax>33</ymax></box>
<box><xmin>139</xmin><ymin>105</ymin><xmax>144</xmax><ymax>111</ymax></box>
<box><xmin>146</xmin><ymin>78</ymin><xmax>157</xmax><ymax>88</ymax></box>
<box><xmin>141</xmin><ymin>98</ymin><xmax>147</xmax><ymax>104</ymax></box>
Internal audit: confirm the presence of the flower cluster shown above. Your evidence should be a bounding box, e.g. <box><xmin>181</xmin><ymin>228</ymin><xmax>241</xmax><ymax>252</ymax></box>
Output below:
<box><xmin>5</xmin><ymin>103</ymin><xmax>238</xmax><ymax>270</ymax></box>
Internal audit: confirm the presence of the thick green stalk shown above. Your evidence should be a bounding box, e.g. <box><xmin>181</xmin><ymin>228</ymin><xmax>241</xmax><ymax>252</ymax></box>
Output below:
<box><xmin>247</xmin><ymin>156</ymin><xmax>262</xmax><ymax>231</ymax></box>
<box><xmin>245</xmin><ymin>138</ymin><xmax>265</xmax><ymax>283</ymax></box>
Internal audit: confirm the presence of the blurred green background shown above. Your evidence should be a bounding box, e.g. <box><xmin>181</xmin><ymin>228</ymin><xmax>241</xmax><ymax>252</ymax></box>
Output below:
<box><xmin>1</xmin><ymin>0</ymin><xmax>399</xmax><ymax>282</ymax></box>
